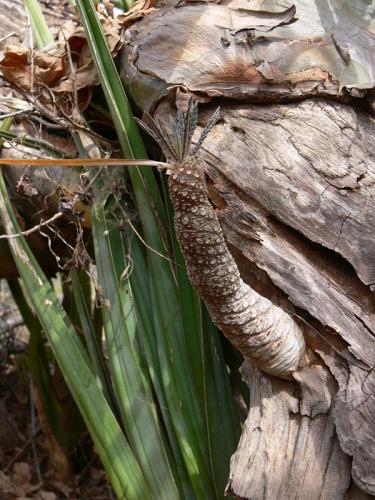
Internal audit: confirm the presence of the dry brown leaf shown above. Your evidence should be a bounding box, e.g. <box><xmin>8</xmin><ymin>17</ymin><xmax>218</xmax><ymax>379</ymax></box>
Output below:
<box><xmin>0</xmin><ymin>470</ymin><xmax>14</xmax><ymax>494</ymax></box>
<box><xmin>117</xmin><ymin>0</ymin><xmax>157</xmax><ymax>28</ymax></box>
<box><xmin>32</xmin><ymin>388</ymin><xmax>71</xmax><ymax>482</ymax></box>
<box><xmin>0</xmin><ymin>46</ymin><xmax>65</xmax><ymax>93</ymax></box>
<box><xmin>0</xmin><ymin>11</ymin><xmax>124</xmax><ymax>107</ymax></box>
<box><xmin>3</xmin><ymin>462</ymin><xmax>33</xmax><ymax>497</ymax></box>
<box><xmin>100</xmin><ymin>12</ymin><xmax>126</xmax><ymax>56</ymax></box>
<box><xmin>54</xmin><ymin>13</ymin><xmax>125</xmax><ymax>92</ymax></box>
<box><xmin>15</xmin><ymin>463</ymin><xmax>32</xmax><ymax>490</ymax></box>
<box><xmin>57</xmin><ymin>20</ymin><xmax>80</xmax><ymax>46</ymax></box>
<box><xmin>49</xmin><ymin>480</ymin><xmax>72</xmax><ymax>497</ymax></box>
<box><xmin>13</xmin><ymin>462</ymin><xmax>31</xmax><ymax>487</ymax></box>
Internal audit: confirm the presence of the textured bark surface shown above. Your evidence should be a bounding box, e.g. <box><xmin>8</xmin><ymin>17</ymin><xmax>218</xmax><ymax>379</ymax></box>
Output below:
<box><xmin>202</xmin><ymin>100</ymin><xmax>375</xmax><ymax>287</ymax></box>
<box><xmin>227</xmin><ymin>362</ymin><xmax>351</xmax><ymax>499</ymax></box>
<box><xmin>120</xmin><ymin>0</ymin><xmax>375</xmax><ymax>111</ymax></box>
<box><xmin>121</xmin><ymin>0</ymin><xmax>375</xmax><ymax>496</ymax></box>
<box><xmin>196</xmin><ymin>99</ymin><xmax>375</xmax><ymax>497</ymax></box>
<box><xmin>169</xmin><ymin>157</ymin><xmax>305</xmax><ymax>378</ymax></box>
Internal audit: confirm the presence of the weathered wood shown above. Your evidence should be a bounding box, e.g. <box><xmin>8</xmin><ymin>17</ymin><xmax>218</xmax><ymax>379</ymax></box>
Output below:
<box><xmin>120</xmin><ymin>0</ymin><xmax>375</xmax><ymax>111</ymax></box>
<box><xmin>121</xmin><ymin>0</ymin><xmax>375</xmax><ymax>493</ymax></box>
<box><xmin>188</xmin><ymin>99</ymin><xmax>375</xmax><ymax>496</ymax></box>
<box><xmin>121</xmin><ymin>94</ymin><xmax>375</xmax><ymax>498</ymax></box>
<box><xmin>199</xmin><ymin>100</ymin><xmax>375</xmax><ymax>287</ymax></box>
<box><xmin>227</xmin><ymin>362</ymin><xmax>351</xmax><ymax>499</ymax></box>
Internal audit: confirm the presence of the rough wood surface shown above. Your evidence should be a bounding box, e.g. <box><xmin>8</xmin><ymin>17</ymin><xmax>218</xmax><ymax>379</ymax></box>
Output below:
<box><xmin>123</xmin><ymin>4</ymin><xmax>375</xmax><ymax>489</ymax></box>
<box><xmin>120</xmin><ymin>0</ymin><xmax>375</xmax><ymax>491</ymax></box>
<box><xmin>187</xmin><ymin>99</ymin><xmax>375</xmax><ymax>496</ymax></box>
<box><xmin>120</xmin><ymin>0</ymin><xmax>375</xmax><ymax>112</ymax></box>
<box><xmin>202</xmin><ymin>98</ymin><xmax>375</xmax><ymax>281</ymax></box>
<box><xmin>227</xmin><ymin>362</ymin><xmax>351</xmax><ymax>499</ymax></box>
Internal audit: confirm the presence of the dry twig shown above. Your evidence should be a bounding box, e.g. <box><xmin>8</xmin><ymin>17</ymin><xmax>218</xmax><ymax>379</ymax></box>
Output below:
<box><xmin>0</xmin><ymin>212</ymin><xmax>63</xmax><ymax>240</ymax></box>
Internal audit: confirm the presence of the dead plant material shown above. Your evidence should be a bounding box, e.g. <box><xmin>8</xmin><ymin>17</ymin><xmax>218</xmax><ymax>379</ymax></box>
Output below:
<box><xmin>0</xmin><ymin>360</ymin><xmax>113</xmax><ymax>498</ymax></box>
<box><xmin>117</xmin><ymin>0</ymin><xmax>157</xmax><ymax>28</ymax></box>
<box><xmin>0</xmin><ymin>11</ymin><xmax>125</xmax><ymax>110</ymax></box>
<box><xmin>0</xmin><ymin>46</ymin><xmax>65</xmax><ymax>94</ymax></box>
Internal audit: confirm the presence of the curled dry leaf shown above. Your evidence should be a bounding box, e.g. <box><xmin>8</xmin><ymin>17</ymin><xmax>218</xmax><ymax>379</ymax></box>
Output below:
<box><xmin>0</xmin><ymin>11</ymin><xmax>124</xmax><ymax>105</ymax></box>
<box><xmin>117</xmin><ymin>0</ymin><xmax>157</xmax><ymax>28</ymax></box>
<box><xmin>0</xmin><ymin>45</ymin><xmax>65</xmax><ymax>94</ymax></box>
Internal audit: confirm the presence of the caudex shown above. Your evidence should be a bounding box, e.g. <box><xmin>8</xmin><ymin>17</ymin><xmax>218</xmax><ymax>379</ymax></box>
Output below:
<box><xmin>0</xmin><ymin>102</ymin><xmax>306</xmax><ymax>380</ymax></box>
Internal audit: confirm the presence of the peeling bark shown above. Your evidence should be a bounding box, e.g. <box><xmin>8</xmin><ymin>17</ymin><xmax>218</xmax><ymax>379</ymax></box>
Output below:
<box><xmin>227</xmin><ymin>362</ymin><xmax>351</xmax><ymax>500</ymax></box>
<box><xmin>194</xmin><ymin>99</ymin><xmax>375</xmax><ymax>496</ymax></box>
<box><xmin>120</xmin><ymin>0</ymin><xmax>375</xmax><ymax>111</ymax></box>
<box><xmin>120</xmin><ymin>0</ymin><xmax>375</xmax><ymax>494</ymax></box>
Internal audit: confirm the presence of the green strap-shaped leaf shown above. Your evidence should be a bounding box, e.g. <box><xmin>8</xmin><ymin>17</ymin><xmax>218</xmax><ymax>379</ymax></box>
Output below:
<box><xmin>75</xmin><ymin>1</ymin><xmax>215</xmax><ymax>495</ymax></box>
<box><xmin>0</xmin><ymin>167</ymin><xmax>152</xmax><ymax>500</ymax></box>
<box><xmin>90</xmin><ymin>187</ymin><xmax>181</xmax><ymax>499</ymax></box>
<box><xmin>24</xmin><ymin>0</ymin><xmax>54</xmax><ymax>49</ymax></box>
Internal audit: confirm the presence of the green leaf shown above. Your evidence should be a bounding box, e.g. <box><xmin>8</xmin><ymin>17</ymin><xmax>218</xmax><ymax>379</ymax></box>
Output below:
<box><xmin>74</xmin><ymin>1</ymin><xmax>215</xmax><ymax>495</ymax></box>
<box><xmin>90</xmin><ymin>185</ymin><xmax>180</xmax><ymax>499</ymax></box>
<box><xmin>71</xmin><ymin>268</ymin><xmax>116</xmax><ymax>407</ymax></box>
<box><xmin>162</xmin><ymin>178</ymin><xmax>241</xmax><ymax>498</ymax></box>
<box><xmin>0</xmin><ymin>166</ymin><xmax>151</xmax><ymax>499</ymax></box>
<box><xmin>8</xmin><ymin>278</ymin><xmax>76</xmax><ymax>451</ymax></box>
<box><xmin>202</xmin><ymin>309</ymin><xmax>241</xmax><ymax>498</ymax></box>
<box><xmin>24</xmin><ymin>0</ymin><xmax>54</xmax><ymax>49</ymax></box>
<box><xmin>127</xmin><ymin>233</ymin><xmax>196</xmax><ymax>500</ymax></box>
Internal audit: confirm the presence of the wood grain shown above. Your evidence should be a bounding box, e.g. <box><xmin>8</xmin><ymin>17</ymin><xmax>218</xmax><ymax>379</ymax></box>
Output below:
<box><xmin>149</xmin><ymin>96</ymin><xmax>375</xmax><ymax>496</ymax></box>
<box><xmin>227</xmin><ymin>362</ymin><xmax>351</xmax><ymax>500</ymax></box>
<box><xmin>191</xmin><ymin>99</ymin><xmax>375</xmax><ymax>496</ymax></box>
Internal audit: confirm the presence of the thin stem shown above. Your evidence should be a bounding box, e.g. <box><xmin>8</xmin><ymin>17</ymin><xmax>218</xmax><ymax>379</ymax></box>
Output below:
<box><xmin>0</xmin><ymin>158</ymin><xmax>173</xmax><ymax>168</ymax></box>
<box><xmin>0</xmin><ymin>212</ymin><xmax>63</xmax><ymax>240</ymax></box>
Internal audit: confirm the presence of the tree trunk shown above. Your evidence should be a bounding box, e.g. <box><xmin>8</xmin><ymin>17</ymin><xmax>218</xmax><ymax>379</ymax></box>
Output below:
<box><xmin>119</xmin><ymin>1</ymin><xmax>375</xmax><ymax>497</ymax></box>
<box><xmin>0</xmin><ymin>0</ymin><xmax>374</xmax><ymax>496</ymax></box>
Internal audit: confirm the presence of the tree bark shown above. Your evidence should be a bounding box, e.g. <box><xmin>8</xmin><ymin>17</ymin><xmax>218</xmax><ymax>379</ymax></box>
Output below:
<box><xmin>175</xmin><ymin>97</ymin><xmax>375</xmax><ymax>500</ymax></box>
<box><xmin>227</xmin><ymin>362</ymin><xmax>351</xmax><ymax>500</ymax></box>
<box><xmin>120</xmin><ymin>1</ymin><xmax>375</xmax><ymax>497</ymax></box>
